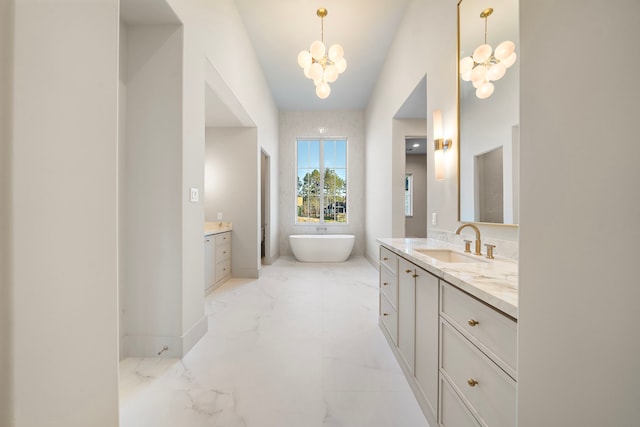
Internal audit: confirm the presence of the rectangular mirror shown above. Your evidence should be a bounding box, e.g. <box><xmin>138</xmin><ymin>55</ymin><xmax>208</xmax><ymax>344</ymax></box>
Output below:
<box><xmin>458</xmin><ymin>0</ymin><xmax>519</xmax><ymax>225</ymax></box>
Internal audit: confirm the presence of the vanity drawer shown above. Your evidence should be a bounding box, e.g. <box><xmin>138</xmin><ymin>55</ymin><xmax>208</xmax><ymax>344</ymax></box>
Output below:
<box><xmin>440</xmin><ymin>319</ymin><xmax>516</xmax><ymax>427</ymax></box>
<box><xmin>379</xmin><ymin>264</ymin><xmax>398</xmax><ymax>309</ymax></box>
<box><xmin>215</xmin><ymin>243</ymin><xmax>231</xmax><ymax>262</ymax></box>
<box><xmin>380</xmin><ymin>246</ymin><xmax>397</xmax><ymax>275</ymax></box>
<box><xmin>215</xmin><ymin>259</ymin><xmax>231</xmax><ymax>282</ymax></box>
<box><xmin>380</xmin><ymin>293</ymin><xmax>398</xmax><ymax>345</ymax></box>
<box><xmin>440</xmin><ymin>282</ymin><xmax>517</xmax><ymax>377</ymax></box>
<box><xmin>215</xmin><ymin>232</ymin><xmax>231</xmax><ymax>246</ymax></box>
<box><xmin>439</xmin><ymin>375</ymin><xmax>480</xmax><ymax>427</ymax></box>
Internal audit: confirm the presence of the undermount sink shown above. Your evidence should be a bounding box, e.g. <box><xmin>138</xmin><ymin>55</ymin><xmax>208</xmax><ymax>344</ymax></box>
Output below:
<box><xmin>414</xmin><ymin>248</ymin><xmax>487</xmax><ymax>263</ymax></box>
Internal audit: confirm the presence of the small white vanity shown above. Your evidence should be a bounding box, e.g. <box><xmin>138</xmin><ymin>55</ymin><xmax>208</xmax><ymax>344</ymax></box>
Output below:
<box><xmin>204</xmin><ymin>222</ymin><xmax>232</xmax><ymax>293</ymax></box>
<box><xmin>377</xmin><ymin>238</ymin><xmax>517</xmax><ymax>427</ymax></box>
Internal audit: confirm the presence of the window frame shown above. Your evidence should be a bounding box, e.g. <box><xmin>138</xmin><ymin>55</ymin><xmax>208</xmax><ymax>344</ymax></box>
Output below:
<box><xmin>405</xmin><ymin>173</ymin><xmax>414</xmax><ymax>217</ymax></box>
<box><xmin>295</xmin><ymin>136</ymin><xmax>349</xmax><ymax>225</ymax></box>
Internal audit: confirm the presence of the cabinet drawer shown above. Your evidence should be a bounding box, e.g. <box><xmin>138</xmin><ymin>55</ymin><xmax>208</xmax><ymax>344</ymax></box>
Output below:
<box><xmin>439</xmin><ymin>375</ymin><xmax>480</xmax><ymax>427</ymax></box>
<box><xmin>440</xmin><ymin>282</ymin><xmax>517</xmax><ymax>377</ymax></box>
<box><xmin>380</xmin><ymin>246</ymin><xmax>397</xmax><ymax>275</ymax></box>
<box><xmin>215</xmin><ymin>243</ymin><xmax>231</xmax><ymax>262</ymax></box>
<box><xmin>440</xmin><ymin>319</ymin><xmax>516</xmax><ymax>427</ymax></box>
<box><xmin>380</xmin><ymin>293</ymin><xmax>398</xmax><ymax>345</ymax></box>
<box><xmin>215</xmin><ymin>259</ymin><xmax>231</xmax><ymax>282</ymax></box>
<box><xmin>215</xmin><ymin>232</ymin><xmax>231</xmax><ymax>246</ymax></box>
<box><xmin>380</xmin><ymin>264</ymin><xmax>398</xmax><ymax>309</ymax></box>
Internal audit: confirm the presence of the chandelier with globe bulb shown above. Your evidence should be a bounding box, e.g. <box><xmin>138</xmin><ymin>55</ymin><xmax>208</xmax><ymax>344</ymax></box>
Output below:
<box><xmin>459</xmin><ymin>8</ymin><xmax>517</xmax><ymax>99</ymax></box>
<box><xmin>297</xmin><ymin>8</ymin><xmax>347</xmax><ymax>99</ymax></box>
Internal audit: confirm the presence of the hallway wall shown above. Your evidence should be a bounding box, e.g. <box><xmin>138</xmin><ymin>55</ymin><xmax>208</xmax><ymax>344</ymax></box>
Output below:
<box><xmin>517</xmin><ymin>1</ymin><xmax>640</xmax><ymax>425</ymax></box>
<box><xmin>365</xmin><ymin>0</ymin><xmax>518</xmax><ymax>265</ymax></box>
<box><xmin>365</xmin><ymin>0</ymin><xmax>458</xmax><ymax>264</ymax></box>
<box><xmin>120</xmin><ymin>23</ymin><xmax>192</xmax><ymax>358</ymax></box>
<box><xmin>11</xmin><ymin>1</ymin><xmax>120</xmax><ymax>425</ymax></box>
<box><xmin>0</xmin><ymin>0</ymin><xmax>13</xmax><ymax>424</ymax></box>
<box><xmin>167</xmin><ymin>0</ymin><xmax>280</xmax><ymax>283</ymax></box>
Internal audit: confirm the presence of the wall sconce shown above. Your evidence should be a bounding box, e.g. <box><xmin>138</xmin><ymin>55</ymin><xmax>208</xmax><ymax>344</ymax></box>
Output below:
<box><xmin>433</xmin><ymin>109</ymin><xmax>452</xmax><ymax>181</ymax></box>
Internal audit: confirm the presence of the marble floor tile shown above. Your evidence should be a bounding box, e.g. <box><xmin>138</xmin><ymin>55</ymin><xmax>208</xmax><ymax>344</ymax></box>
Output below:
<box><xmin>119</xmin><ymin>256</ymin><xmax>429</xmax><ymax>427</ymax></box>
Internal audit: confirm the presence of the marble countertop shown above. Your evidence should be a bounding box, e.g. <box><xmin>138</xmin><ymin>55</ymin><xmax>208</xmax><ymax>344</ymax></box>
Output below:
<box><xmin>204</xmin><ymin>222</ymin><xmax>233</xmax><ymax>236</ymax></box>
<box><xmin>377</xmin><ymin>238</ymin><xmax>518</xmax><ymax>319</ymax></box>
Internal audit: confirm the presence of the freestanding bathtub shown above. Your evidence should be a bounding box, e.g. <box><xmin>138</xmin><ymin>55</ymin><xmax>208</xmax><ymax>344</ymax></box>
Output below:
<box><xmin>289</xmin><ymin>234</ymin><xmax>355</xmax><ymax>262</ymax></box>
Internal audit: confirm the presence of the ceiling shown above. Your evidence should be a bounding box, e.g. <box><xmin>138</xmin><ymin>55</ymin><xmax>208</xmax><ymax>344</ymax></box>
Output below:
<box><xmin>234</xmin><ymin>0</ymin><xmax>411</xmax><ymax>111</ymax></box>
<box><xmin>405</xmin><ymin>137</ymin><xmax>427</xmax><ymax>155</ymax></box>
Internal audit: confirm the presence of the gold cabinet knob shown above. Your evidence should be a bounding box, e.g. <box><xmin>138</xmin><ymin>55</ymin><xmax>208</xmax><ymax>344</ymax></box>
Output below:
<box><xmin>412</xmin><ymin>274</ymin><xmax>418</xmax><ymax>278</ymax></box>
<box><xmin>383</xmin><ymin>313</ymin><xmax>389</xmax><ymax>316</ymax></box>
<box><xmin>467</xmin><ymin>378</ymin><xmax>478</xmax><ymax>387</ymax></box>
<box><xmin>468</xmin><ymin>319</ymin><xmax>479</xmax><ymax>327</ymax></box>
<box><xmin>383</xmin><ymin>257</ymin><xmax>388</xmax><ymax>261</ymax></box>
<box><xmin>405</xmin><ymin>269</ymin><xmax>412</xmax><ymax>273</ymax></box>
<box><xmin>383</xmin><ymin>282</ymin><xmax>389</xmax><ymax>286</ymax></box>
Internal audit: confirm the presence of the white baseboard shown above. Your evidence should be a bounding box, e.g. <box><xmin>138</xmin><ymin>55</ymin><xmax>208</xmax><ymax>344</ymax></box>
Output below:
<box><xmin>366</xmin><ymin>253</ymin><xmax>380</xmax><ymax>271</ymax></box>
<box><xmin>124</xmin><ymin>315</ymin><xmax>208</xmax><ymax>358</ymax></box>
<box><xmin>233</xmin><ymin>267</ymin><xmax>259</xmax><ymax>279</ymax></box>
<box><xmin>182</xmin><ymin>315</ymin><xmax>208</xmax><ymax>355</ymax></box>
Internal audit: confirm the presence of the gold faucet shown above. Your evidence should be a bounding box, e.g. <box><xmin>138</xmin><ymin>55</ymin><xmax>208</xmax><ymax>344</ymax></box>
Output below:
<box><xmin>455</xmin><ymin>223</ymin><xmax>482</xmax><ymax>256</ymax></box>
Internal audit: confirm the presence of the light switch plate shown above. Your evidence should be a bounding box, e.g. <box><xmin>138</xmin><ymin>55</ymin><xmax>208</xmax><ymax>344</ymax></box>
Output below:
<box><xmin>190</xmin><ymin>188</ymin><xmax>199</xmax><ymax>202</ymax></box>
<box><xmin>431</xmin><ymin>212</ymin><xmax>437</xmax><ymax>225</ymax></box>
<box><xmin>217</xmin><ymin>212</ymin><xmax>223</xmax><ymax>221</ymax></box>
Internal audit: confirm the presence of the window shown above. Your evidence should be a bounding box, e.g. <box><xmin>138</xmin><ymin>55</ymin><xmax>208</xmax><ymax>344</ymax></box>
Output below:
<box><xmin>296</xmin><ymin>138</ymin><xmax>347</xmax><ymax>224</ymax></box>
<box><xmin>405</xmin><ymin>174</ymin><xmax>413</xmax><ymax>217</ymax></box>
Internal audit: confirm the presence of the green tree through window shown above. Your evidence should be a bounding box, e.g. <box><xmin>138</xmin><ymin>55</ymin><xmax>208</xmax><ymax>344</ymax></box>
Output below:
<box><xmin>297</xmin><ymin>138</ymin><xmax>347</xmax><ymax>224</ymax></box>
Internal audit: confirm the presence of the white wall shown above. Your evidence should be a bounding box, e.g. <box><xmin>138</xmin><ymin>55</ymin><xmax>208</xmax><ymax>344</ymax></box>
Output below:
<box><xmin>365</xmin><ymin>0</ymin><xmax>459</xmax><ymax>264</ymax></box>
<box><xmin>168</xmin><ymin>0</ymin><xmax>278</xmax><ymax>288</ymax></box>
<box><xmin>205</xmin><ymin>127</ymin><xmax>260</xmax><ymax>278</ymax></box>
<box><xmin>121</xmin><ymin>23</ymin><xmax>196</xmax><ymax>358</ymax></box>
<box><xmin>168</xmin><ymin>0</ymin><xmax>279</xmax><ymax>285</ymax></box>
<box><xmin>365</xmin><ymin>0</ymin><xmax>519</xmax><ymax>266</ymax></box>
<box><xmin>11</xmin><ymin>1</ymin><xmax>120</xmax><ymax>425</ymax></box>
<box><xmin>278</xmin><ymin>111</ymin><xmax>366</xmax><ymax>257</ymax></box>
<box><xmin>118</xmin><ymin>19</ymin><xmax>127</xmax><ymax>360</ymax></box>
<box><xmin>518</xmin><ymin>1</ymin><xmax>640</xmax><ymax>425</ymax></box>
<box><xmin>405</xmin><ymin>155</ymin><xmax>427</xmax><ymax>238</ymax></box>
<box><xmin>0</xmin><ymin>0</ymin><xmax>13</xmax><ymax>424</ymax></box>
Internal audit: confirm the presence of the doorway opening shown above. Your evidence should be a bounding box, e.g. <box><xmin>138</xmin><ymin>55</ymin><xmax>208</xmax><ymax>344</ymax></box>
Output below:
<box><xmin>261</xmin><ymin>149</ymin><xmax>271</xmax><ymax>264</ymax></box>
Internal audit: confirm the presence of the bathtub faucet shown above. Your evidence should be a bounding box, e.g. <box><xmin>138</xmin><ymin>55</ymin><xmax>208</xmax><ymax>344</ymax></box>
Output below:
<box><xmin>316</xmin><ymin>226</ymin><xmax>327</xmax><ymax>233</ymax></box>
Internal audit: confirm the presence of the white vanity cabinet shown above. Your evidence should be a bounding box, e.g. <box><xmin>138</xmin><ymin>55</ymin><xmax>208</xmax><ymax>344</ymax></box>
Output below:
<box><xmin>204</xmin><ymin>231</ymin><xmax>231</xmax><ymax>293</ymax></box>
<box><xmin>378</xmin><ymin>241</ymin><xmax>517</xmax><ymax>427</ymax></box>
<box><xmin>398</xmin><ymin>258</ymin><xmax>416</xmax><ymax>370</ymax></box>
<box><xmin>214</xmin><ymin>232</ymin><xmax>231</xmax><ymax>285</ymax></box>
<box><xmin>439</xmin><ymin>282</ymin><xmax>517</xmax><ymax>427</ymax></box>
<box><xmin>204</xmin><ymin>236</ymin><xmax>215</xmax><ymax>291</ymax></box>
<box><xmin>379</xmin><ymin>247</ymin><xmax>398</xmax><ymax>344</ymax></box>
<box><xmin>380</xmin><ymin>250</ymin><xmax>439</xmax><ymax>426</ymax></box>
<box><xmin>414</xmin><ymin>266</ymin><xmax>439</xmax><ymax>421</ymax></box>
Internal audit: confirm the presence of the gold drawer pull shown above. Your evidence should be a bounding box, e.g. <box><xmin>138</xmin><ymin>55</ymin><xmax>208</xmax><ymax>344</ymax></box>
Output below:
<box><xmin>405</xmin><ymin>269</ymin><xmax>412</xmax><ymax>273</ymax></box>
<box><xmin>468</xmin><ymin>319</ymin><xmax>479</xmax><ymax>327</ymax></box>
<box><xmin>412</xmin><ymin>274</ymin><xmax>418</xmax><ymax>278</ymax></box>
<box><xmin>383</xmin><ymin>313</ymin><xmax>389</xmax><ymax>316</ymax></box>
<box><xmin>467</xmin><ymin>378</ymin><xmax>478</xmax><ymax>387</ymax></box>
<box><xmin>383</xmin><ymin>282</ymin><xmax>389</xmax><ymax>286</ymax></box>
<box><xmin>383</xmin><ymin>257</ymin><xmax>388</xmax><ymax>261</ymax></box>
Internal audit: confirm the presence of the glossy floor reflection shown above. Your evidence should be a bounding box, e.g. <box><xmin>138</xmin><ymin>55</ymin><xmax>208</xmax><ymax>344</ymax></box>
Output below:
<box><xmin>119</xmin><ymin>256</ymin><xmax>428</xmax><ymax>427</ymax></box>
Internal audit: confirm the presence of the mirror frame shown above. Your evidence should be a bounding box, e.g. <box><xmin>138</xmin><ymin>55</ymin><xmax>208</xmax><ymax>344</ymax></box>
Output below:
<box><xmin>456</xmin><ymin>0</ymin><xmax>519</xmax><ymax>227</ymax></box>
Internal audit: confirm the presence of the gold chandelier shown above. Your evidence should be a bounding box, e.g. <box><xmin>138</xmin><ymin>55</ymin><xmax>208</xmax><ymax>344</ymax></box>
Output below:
<box><xmin>459</xmin><ymin>8</ymin><xmax>517</xmax><ymax>99</ymax></box>
<box><xmin>297</xmin><ymin>8</ymin><xmax>347</xmax><ymax>99</ymax></box>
